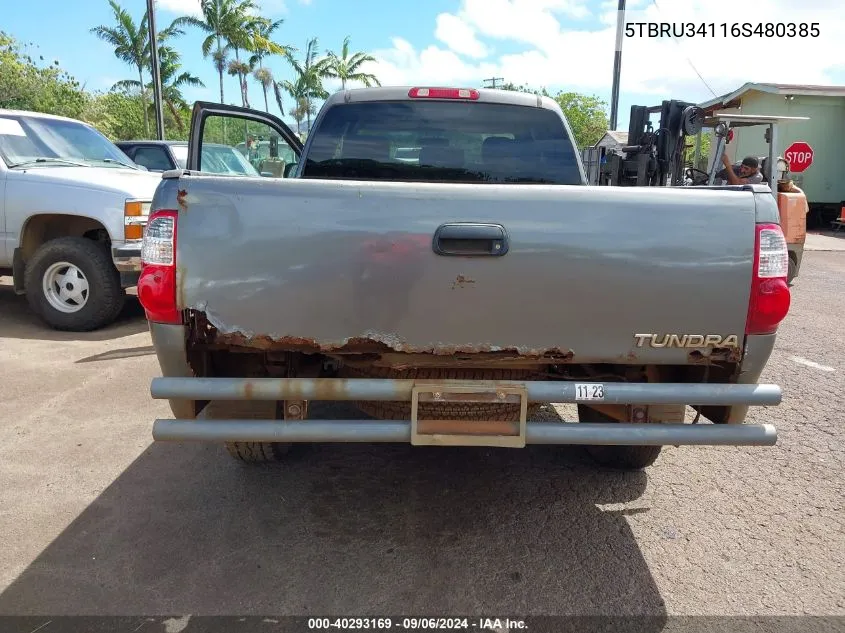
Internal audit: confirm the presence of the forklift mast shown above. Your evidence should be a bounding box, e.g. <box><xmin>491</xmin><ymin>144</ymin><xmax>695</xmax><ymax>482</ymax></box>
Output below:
<box><xmin>604</xmin><ymin>100</ymin><xmax>704</xmax><ymax>187</ymax></box>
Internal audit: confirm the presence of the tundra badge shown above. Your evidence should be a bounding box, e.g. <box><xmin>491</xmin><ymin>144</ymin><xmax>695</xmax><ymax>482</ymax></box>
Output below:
<box><xmin>634</xmin><ymin>334</ymin><xmax>740</xmax><ymax>348</ymax></box>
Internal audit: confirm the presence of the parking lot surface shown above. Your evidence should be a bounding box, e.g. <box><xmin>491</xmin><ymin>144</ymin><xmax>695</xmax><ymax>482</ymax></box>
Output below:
<box><xmin>0</xmin><ymin>249</ymin><xmax>843</xmax><ymax>617</ymax></box>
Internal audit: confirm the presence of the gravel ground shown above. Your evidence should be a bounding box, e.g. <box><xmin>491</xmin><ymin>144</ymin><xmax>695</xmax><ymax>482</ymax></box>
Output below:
<box><xmin>0</xmin><ymin>251</ymin><xmax>842</xmax><ymax>619</ymax></box>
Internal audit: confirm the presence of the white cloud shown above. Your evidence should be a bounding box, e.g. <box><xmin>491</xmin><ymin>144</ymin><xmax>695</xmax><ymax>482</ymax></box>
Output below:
<box><xmin>155</xmin><ymin>0</ymin><xmax>202</xmax><ymax>16</ymax></box>
<box><xmin>362</xmin><ymin>0</ymin><xmax>844</xmax><ymax>104</ymax></box>
<box><xmin>434</xmin><ymin>13</ymin><xmax>488</xmax><ymax>59</ymax></box>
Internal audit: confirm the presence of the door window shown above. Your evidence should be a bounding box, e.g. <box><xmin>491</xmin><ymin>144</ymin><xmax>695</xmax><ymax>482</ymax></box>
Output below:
<box><xmin>200</xmin><ymin>114</ymin><xmax>298</xmax><ymax>178</ymax></box>
<box><xmin>131</xmin><ymin>146</ymin><xmax>173</xmax><ymax>172</ymax></box>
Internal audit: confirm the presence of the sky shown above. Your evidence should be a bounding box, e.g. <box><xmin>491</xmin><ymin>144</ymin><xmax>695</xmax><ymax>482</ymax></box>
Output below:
<box><xmin>4</xmin><ymin>0</ymin><xmax>844</xmax><ymax>130</ymax></box>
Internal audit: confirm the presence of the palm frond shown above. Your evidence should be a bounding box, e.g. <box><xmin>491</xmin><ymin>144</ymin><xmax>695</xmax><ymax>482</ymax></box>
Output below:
<box><xmin>174</xmin><ymin>72</ymin><xmax>205</xmax><ymax>89</ymax></box>
<box><xmin>112</xmin><ymin>78</ymin><xmax>142</xmax><ymax>92</ymax></box>
<box><xmin>272</xmin><ymin>80</ymin><xmax>286</xmax><ymax>116</ymax></box>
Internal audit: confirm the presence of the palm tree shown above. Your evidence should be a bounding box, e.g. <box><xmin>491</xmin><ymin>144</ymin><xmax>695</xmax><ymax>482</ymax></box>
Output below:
<box><xmin>158</xmin><ymin>46</ymin><xmax>204</xmax><ymax>134</ymax></box>
<box><xmin>248</xmin><ymin>18</ymin><xmax>292</xmax><ymax>112</ymax></box>
<box><xmin>285</xmin><ymin>37</ymin><xmax>330</xmax><ymax>131</ymax></box>
<box><xmin>90</xmin><ymin>0</ymin><xmax>151</xmax><ymax>136</ymax></box>
<box><xmin>254</xmin><ymin>67</ymin><xmax>274</xmax><ymax>112</ymax></box>
<box><xmin>175</xmin><ymin>0</ymin><xmax>251</xmax><ymax>105</ymax></box>
<box><xmin>278</xmin><ymin>76</ymin><xmax>309</xmax><ymax>135</ymax></box>
<box><xmin>221</xmin><ymin>3</ymin><xmax>261</xmax><ymax>108</ymax></box>
<box><xmin>324</xmin><ymin>36</ymin><xmax>380</xmax><ymax>90</ymax></box>
<box><xmin>227</xmin><ymin>59</ymin><xmax>252</xmax><ymax>108</ymax></box>
<box><xmin>272</xmin><ymin>80</ymin><xmax>287</xmax><ymax>117</ymax></box>
<box><xmin>112</xmin><ymin>45</ymin><xmax>204</xmax><ymax>136</ymax></box>
<box><xmin>291</xmin><ymin>98</ymin><xmax>315</xmax><ymax>138</ymax></box>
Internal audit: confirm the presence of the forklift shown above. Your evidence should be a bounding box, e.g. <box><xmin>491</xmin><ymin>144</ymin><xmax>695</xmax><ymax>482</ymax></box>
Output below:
<box><xmin>596</xmin><ymin>102</ymin><xmax>810</xmax><ymax>283</ymax></box>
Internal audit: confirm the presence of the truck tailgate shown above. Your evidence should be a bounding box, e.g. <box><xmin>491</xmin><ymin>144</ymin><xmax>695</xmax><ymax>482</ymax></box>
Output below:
<box><xmin>167</xmin><ymin>176</ymin><xmax>756</xmax><ymax>364</ymax></box>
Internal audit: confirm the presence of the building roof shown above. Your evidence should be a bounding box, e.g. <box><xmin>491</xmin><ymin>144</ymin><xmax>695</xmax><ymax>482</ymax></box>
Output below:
<box><xmin>699</xmin><ymin>82</ymin><xmax>845</xmax><ymax>112</ymax></box>
<box><xmin>596</xmin><ymin>131</ymin><xmax>628</xmax><ymax>146</ymax></box>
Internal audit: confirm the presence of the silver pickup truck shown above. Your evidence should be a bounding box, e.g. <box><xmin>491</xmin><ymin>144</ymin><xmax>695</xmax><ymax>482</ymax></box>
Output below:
<box><xmin>142</xmin><ymin>87</ymin><xmax>790</xmax><ymax>470</ymax></box>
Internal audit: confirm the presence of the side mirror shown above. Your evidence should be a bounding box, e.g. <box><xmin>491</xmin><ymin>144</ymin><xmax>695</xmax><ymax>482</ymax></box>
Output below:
<box><xmin>283</xmin><ymin>162</ymin><xmax>298</xmax><ymax>178</ymax></box>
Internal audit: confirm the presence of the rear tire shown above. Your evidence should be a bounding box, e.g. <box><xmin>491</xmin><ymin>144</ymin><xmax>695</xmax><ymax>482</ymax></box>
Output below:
<box><xmin>578</xmin><ymin>404</ymin><xmax>662</xmax><ymax>470</ymax></box>
<box><xmin>225</xmin><ymin>441</ymin><xmax>290</xmax><ymax>463</ymax></box>
<box><xmin>787</xmin><ymin>256</ymin><xmax>797</xmax><ymax>285</ymax></box>
<box><xmin>341</xmin><ymin>366</ymin><xmax>540</xmax><ymax>420</ymax></box>
<box><xmin>24</xmin><ymin>237</ymin><xmax>125</xmax><ymax>331</ymax></box>
<box><xmin>205</xmin><ymin>401</ymin><xmax>290</xmax><ymax>463</ymax></box>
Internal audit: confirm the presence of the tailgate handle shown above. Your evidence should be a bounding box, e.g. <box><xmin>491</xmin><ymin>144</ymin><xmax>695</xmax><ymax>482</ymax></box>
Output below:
<box><xmin>433</xmin><ymin>223</ymin><xmax>509</xmax><ymax>256</ymax></box>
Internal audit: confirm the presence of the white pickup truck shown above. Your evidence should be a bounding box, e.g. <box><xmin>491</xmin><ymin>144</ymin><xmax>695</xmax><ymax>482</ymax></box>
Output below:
<box><xmin>0</xmin><ymin>109</ymin><xmax>162</xmax><ymax>331</ymax></box>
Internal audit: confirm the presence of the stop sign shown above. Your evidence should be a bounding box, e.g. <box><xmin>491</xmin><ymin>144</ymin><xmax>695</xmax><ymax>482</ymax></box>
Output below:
<box><xmin>784</xmin><ymin>141</ymin><xmax>814</xmax><ymax>173</ymax></box>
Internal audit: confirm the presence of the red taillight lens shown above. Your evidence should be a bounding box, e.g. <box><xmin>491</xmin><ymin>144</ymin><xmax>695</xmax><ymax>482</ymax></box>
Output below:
<box><xmin>408</xmin><ymin>87</ymin><xmax>479</xmax><ymax>100</ymax></box>
<box><xmin>746</xmin><ymin>223</ymin><xmax>791</xmax><ymax>335</ymax></box>
<box><xmin>138</xmin><ymin>209</ymin><xmax>180</xmax><ymax>324</ymax></box>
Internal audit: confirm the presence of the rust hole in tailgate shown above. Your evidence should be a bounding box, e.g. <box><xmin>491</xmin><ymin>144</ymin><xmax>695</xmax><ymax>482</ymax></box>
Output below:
<box><xmin>213</xmin><ymin>331</ymin><xmax>575</xmax><ymax>360</ymax></box>
<box><xmin>688</xmin><ymin>346</ymin><xmax>742</xmax><ymax>363</ymax></box>
<box><xmin>194</xmin><ymin>317</ymin><xmax>574</xmax><ymax>362</ymax></box>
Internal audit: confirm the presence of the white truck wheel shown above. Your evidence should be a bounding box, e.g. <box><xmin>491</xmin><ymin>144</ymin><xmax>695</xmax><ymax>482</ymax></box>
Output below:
<box><xmin>24</xmin><ymin>237</ymin><xmax>125</xmax><ymax>331</ymax></box>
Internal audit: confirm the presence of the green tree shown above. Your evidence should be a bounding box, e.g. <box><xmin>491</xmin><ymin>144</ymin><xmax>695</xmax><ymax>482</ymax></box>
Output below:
<box><xmin>90</xmin><ymin>0</ymin><xmax>153</xmax><ymax>137</ymax></box>
<box><xmin>81</xmin><ymin>90</ymin><xmax>146</xmax><ymax>141</ymax></box>
<box><xmin>114</xmin><ymin>45</ymin><xmax>203</xmax><ymax>136</ymax></box>
<box><xmin>553</xmin><ymin>92</ymin><xmax>608</xmax><ymax>148</ymax></box>
<box><xmin>176</xmin><ymin>0</ymin><xmax>252</xmax><ymax>105</ymax></box>
<box><xmin>90</xmin><ymin>0</ymin><xmax>183</xmax><ymax>138</ymax></box>
<box><xmin>324</xmin><ymin>36</ymin><xmax>380</xmax><ymax>90</ymax></box>
<box><xmin>222</xmin><ymin>3</ymin><xmax>262</xmax><ymax>108</ymax></box>
<box><xmin>158</xmin><ymin>46</ymin><xmax>204</xmax><ymax>135</ymax></box>
<box><xmin>291</xmin><ymin>96</ymin><xmax>316</xmax><ymax>137</ymax></box>
<box><xmin>277</xmin><ymin>76</ymin><xmax>310</xmax><ymax>135</ymax></box>
<box><xmin>498</xmin><ymin>82</ymin><xmax>549</xmax><ymax>96</ymax></box>
<box><xmin>683</xmin><ymin>131</ymin><xmax>712</xmax><ymax>171</ymax></box>
<box><xmin>285</xmin><ymin>37</ymin><xmax>330</xmax><ymax>131</ymax></box>
<box><xmin>248</xmin><ymin>18</ymin><xmax>292</xmax><ymax>112</ymax></box>
<box><xmin>0</xmin><ymin>32</ymin><xmax>87</xmax><ymax>118</ymax></box>
<box><xmin>498</xmin><ymin>83</ymin><xmax>608</xmax><ymax>148</ymax></box>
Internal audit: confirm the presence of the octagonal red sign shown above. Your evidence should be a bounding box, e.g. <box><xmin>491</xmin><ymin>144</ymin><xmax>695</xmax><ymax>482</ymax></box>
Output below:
<box><xmin>784</xmin><ymin>141</ymin><xmax>814</xmax><ymax>173</ymax></box>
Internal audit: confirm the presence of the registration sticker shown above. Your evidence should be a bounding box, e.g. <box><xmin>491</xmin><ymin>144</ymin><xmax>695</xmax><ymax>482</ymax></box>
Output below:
<box><xmin>575</xmin><ymin>383</ymin><xmax>605</xmax><ymax>401</ymax></box>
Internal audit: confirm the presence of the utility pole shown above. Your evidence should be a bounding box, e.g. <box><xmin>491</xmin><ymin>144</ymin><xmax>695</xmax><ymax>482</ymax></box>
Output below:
<box><xmin>609</xmin><ymin>0</ymin><xmax>626</xmax><ymax>131</ymax></box>
<box><xmin>147</xmin><ymin>0</ymin><xmax>165</xmax><ymax>140</ymax></box>
<box><xmin>483</xmin><ymin>77</ymin><xmax>505</xmax><ymax>89</ymax></box>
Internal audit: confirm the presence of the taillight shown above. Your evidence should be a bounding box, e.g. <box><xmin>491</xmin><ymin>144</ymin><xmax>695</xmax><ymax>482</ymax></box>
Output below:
<box><xmin>138</xmin><ymin>209</ymin><xmax>179</xmax><ymax>324</ymax></box>
<box><xmin>408</xmin><ymin>87</ymin><xmax>479</xmax><ymax>100</ymax></box>
<box><xmin>745</xmin><ymin>223</ymin><xmax>791</xmax><ymax>335</ymax></box>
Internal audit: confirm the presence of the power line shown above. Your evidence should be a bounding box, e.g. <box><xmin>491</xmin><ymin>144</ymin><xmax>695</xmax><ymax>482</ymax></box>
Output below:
<box><xmin>651</xmin><ymin>0</ymin><xmax>719</xmax><ymax>98</ymax></box>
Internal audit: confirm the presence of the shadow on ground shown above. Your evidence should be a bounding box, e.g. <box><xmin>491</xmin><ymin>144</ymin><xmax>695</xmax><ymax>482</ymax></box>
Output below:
<box><xmin>0</xmin><ymin>278</ymin><xmax>148</xmax><ymax>342</ymax></box>
<box><xmin>0</xmin><ymin>402</ymin><xmax>666</xmax><ymax>622</ymax></box>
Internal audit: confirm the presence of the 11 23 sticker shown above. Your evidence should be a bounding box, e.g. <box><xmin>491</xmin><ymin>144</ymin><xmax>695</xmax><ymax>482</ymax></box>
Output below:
<box><xmin>575</xmin><ymin>383</ymin><xmax>605</xmax><ymax>401</ymax></box>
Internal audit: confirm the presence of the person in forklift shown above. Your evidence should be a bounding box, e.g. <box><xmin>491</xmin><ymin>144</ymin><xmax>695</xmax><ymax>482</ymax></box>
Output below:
<box><xmin>719</xmin><ymin>152</ymin><xmax>764</xmax><ymax>185</ymax></box>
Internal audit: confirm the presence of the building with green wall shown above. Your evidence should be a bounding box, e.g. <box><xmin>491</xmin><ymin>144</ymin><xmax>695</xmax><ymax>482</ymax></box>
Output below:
<box><xmin>699</xmin><ymin>83</ymin><xmax>845</xmax><ymax>223</ymax></box>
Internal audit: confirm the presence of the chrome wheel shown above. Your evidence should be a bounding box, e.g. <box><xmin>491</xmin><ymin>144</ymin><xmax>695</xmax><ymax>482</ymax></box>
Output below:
<box><xmin>42</xmin><ymin>261</ymin><xmax>89</xmax><ymax>313</ymax></box>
